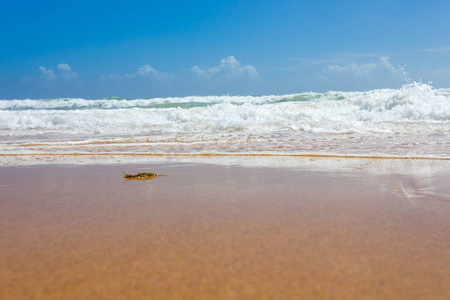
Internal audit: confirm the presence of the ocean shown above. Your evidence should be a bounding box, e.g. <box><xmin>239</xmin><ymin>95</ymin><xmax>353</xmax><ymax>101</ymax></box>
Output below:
<box><xmin>1</xmin><ymin>82</ymin><xmax>449</xmax><ymax>159</ymax></box>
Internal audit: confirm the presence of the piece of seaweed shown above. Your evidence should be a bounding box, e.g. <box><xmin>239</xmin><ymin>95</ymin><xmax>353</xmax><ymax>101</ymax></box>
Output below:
<box><xmin>123</xmin><ymin>172</ymin><xmax>162</xmax><ymax>180</ymax></box>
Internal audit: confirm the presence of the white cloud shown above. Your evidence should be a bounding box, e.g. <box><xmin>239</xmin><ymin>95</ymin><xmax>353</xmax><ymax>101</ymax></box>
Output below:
<box><xmin>137</xmin><ymin>64</ymin><xmax>172</xmax><ymax>80</ymax></box>
<box><xmin>102</xmin><ymin>64</ymin><xmax>173</xmax><ymax>81</ymax></box>
<box><xmin>320</xmin><ymin>57</ymin><xmax>405</xmax><ymax>90</ymax></box>
<box><xmin>287</xmin><ymin>52</ymin><xmax>390</xmax><ymax>71</ymax></box>
<box><xmin>323</xmin><ymin>56</ymin><xmax>402</xmax><ymax>79</ymax></box>
<box><xmin>326</xmin><ymin>61</ymin><xmax>378</xmax><ymax>76</ymax></box>
<box><xmin>39</xmin><ymin>63</ymin><xmax>77</xmax><ymax>80</ymax></box>
<box><xmin>57</xmin><ymin>63</ymin><xmax>71</xmax><ymax>72</ymax></box>
<box><xmin>57</xmin><ymin>63</ymin><xmax>78</xmax><ymax>79</ymax></box>
<box><xmin>38</xmin><ymin>66</ymin><xmax>56</xmax><ymax>80</ymax></box>
<box><xmin>191</xmin><ymin>56</ymin><xmax>259</xmax><ymax>80</ymax></box>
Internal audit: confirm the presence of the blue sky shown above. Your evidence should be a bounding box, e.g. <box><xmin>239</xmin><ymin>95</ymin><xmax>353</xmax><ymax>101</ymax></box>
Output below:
<box><xmin>1</xmin><ymin>0</ymin><xmax>450</xmax><ymax>99</ymax></box>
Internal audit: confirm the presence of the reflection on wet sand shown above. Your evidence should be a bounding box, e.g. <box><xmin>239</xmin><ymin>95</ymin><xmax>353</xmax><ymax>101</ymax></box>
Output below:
<box><xmin>1</xmin><ymin>159</ymin><xmax>449</xmax><ymax>299</ymax></box>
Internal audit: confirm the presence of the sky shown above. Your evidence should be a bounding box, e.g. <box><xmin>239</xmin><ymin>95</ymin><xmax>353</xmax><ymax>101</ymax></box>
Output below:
<box><xmin>1</xmin><ymin>0</ymin><xmax>450</xmax><ymax>99</ymax></box>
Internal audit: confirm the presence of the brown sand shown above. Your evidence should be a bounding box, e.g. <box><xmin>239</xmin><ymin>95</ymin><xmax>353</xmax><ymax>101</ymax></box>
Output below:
<box><xmin>1</xmin><ymin>158</ymin><xmax>450</xmax><ymax>299</ymax></box>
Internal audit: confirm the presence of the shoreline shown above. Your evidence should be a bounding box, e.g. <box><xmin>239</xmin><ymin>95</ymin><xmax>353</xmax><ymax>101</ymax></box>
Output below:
<box><xmin>2</xmin><ymin>152</ymin><xmax>450</xmax><ymax>159</ymax></box>
<box><xmin>1</xmin><ymin>152</ymin><xmax>450</xmax><ymax>168</ymax></box>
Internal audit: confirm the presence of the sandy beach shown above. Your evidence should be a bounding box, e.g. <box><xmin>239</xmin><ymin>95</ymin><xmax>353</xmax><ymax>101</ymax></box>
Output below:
<box><xmin>1</xmin><ymin>157</ymin><xmax>450</xmax><ymax>299</ymax></box>
<box><xmin>3</xmin><ymin>1</ymin><xmax>450</xmax><ymax>299</ymax></box>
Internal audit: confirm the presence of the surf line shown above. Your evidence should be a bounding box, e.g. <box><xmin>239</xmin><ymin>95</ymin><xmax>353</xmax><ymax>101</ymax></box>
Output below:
<box><xmin>1</xmin><ymin>152</ymin><xmax>450</xmax><ymax>161</ymax></box>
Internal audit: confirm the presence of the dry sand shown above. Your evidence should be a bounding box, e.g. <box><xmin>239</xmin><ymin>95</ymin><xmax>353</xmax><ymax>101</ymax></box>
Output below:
<box><xmin>1</xmin><ymin>157</ymin><xmax>450</xmax><ymax>299</ymax></box>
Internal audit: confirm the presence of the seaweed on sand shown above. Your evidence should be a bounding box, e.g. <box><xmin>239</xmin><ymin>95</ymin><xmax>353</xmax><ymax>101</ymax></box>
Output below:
<box><xmin>123</xmin><ymin>172</ymin><xmax>163</xmax><ymax>180</ymax></box>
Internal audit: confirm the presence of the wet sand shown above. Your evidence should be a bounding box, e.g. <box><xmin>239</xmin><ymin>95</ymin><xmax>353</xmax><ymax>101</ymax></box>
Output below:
<box><xmin>1</xmin><ymin>158</ymin><xmax>450</xmax><ymax>299</ymax></box>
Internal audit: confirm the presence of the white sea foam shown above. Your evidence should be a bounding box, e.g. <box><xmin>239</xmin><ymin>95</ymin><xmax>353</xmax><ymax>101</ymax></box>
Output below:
<box><xmin>1</xmin><ymin>83</ymin><xmax>449</xmax><ymax>158</ymax></box>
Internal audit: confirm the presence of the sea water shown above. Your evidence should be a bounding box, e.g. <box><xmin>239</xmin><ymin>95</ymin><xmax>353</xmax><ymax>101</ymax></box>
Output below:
<box><xmin>1</xmin><ymin>82</ymin><xmax>449</xmax><ymax>158</ymax></box>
